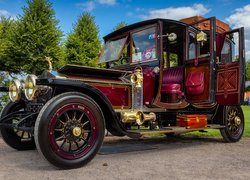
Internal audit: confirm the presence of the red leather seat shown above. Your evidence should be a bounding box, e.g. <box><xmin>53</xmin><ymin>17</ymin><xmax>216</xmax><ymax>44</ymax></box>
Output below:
<box><xmin>161</xmin><ymin>84</ymin><xmax>182</xmax><ymax>95</ymax></box>
<box><xmin>161</xmin><ymin>67</ymin><xmax>184</xmax><ymax>102</ymax></box>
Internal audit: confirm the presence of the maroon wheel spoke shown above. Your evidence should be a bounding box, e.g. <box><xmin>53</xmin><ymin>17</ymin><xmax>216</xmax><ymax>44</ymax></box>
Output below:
<box><xmin>84</xmin><ymin>130</ymin><xmax>91</xmax><ymax>133</ymax></box>
<box><xmin>82</xmin><ymin>121</ymin><xmax>90</xmax><ymax>128</ymax></box>
<box><xmin>20</xmin><ymin>131</ymin><xmax>25</xmax><ymax>139</ymax></box>
<box><xmin>60</xmin><ymin>139</ymin><xmax>66</xmax><ymax>149</ymax></box>
<box><xmin>68</xmin><ymin>142</ymin><xmax>72</xmax><ymax>152</ymax></box>
<box><xmin>73</xmin><ymin>111</ymin><xmax>77</xmax><ymax>121</ymax></box>
<box><xmin>56</xmin><ymin>135</ymin><xmax>65</xmax><ymax>141</ymax></box>
<box><xmin>54</xmin><ymin>128</ymin><xmax>63</xmax><ymax>132</ymax></box>
<box><xmin>58</xmin><ymin>119</ymin><xmax>65</xmax><ymax>125</ymax></box>
<box><xmin>81</xmin><ymin>137</ymin><xmax>87</xmax><ymax>143</ymax></box>
<box><xmin>78</xmin><ymin>113</ymin><xmax>85</xmax><ymax>122</ymax></box>
<box><xmin>75</xmin><ymin>141</ymin><xmax>79</xmax><ymax>149</ymax></box>
<box><xmin>64</xmin><ymin>112</ymin><xmax>71</xmax><ymax>121</ymax></box>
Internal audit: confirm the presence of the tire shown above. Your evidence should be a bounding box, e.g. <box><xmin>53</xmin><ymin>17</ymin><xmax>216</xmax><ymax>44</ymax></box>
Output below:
<box><xmin>220</xmin><ymin>106</ymin><xmax>244</xmax><ymax>142</ymax></box>
<box><xmin>34</xmin><ymin>92</ymin><xmax>105</xmax><ymax>169</ymax></box>
<box><xmin>0</xmin><ymin>101</ymin><xmax>36</xmax><ymax>150</ymax></box>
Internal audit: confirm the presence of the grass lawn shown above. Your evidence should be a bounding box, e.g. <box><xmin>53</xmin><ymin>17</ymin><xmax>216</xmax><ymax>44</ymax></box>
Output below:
<box><xmin>242</xmin><ymin>106</ymin><xmax>250</xmax><ymax>137</ymax></box>
<box><xmin>185</xmin><ymin>106</ymin><xmax>250</xmax><ymax>138</ymax></box>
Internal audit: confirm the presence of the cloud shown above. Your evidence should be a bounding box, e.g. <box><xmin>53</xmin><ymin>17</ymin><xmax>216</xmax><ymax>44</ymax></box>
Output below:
<box><xmin>77</xmin><ymin>1</ymin><xmax>96</xmax><ymax>11</ymax></box>
<box><xmin>227</xmin><ymin>5</ymin><xmax>250</xmax><ymax>28</ymax></box>
<box><xmin>0</xmin><ymin>9</ymin><xmax>16</xmax><ymax>19</ymax></box>
<box><xmin>77</xmin><ymin>0</ymin><xmax>116</xmax><ymax>11</ymax></box>
<box><xmin>140</xmin><ymin>4</ymin><xmax>210</xmax><ymax>20</ymax></box>
<box><xmin>227</xmin><ymin>4</ymin><xmax>250</xmax><ymax>60</ymax></box>
<box><xmin>97</xmin><ymin>0</ymin><xmax>116</xmax><ymax>6</ymax></box>
<box><xmin>0</xmin><ymin>9</ymin><xmax>11</xmax><ymax>17</ymax></box>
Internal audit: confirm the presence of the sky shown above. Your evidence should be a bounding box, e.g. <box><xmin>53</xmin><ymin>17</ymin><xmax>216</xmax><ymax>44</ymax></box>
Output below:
<box><xmin>1</xmin><ymin>0</ymin><xmax>250</xmax><ymax>59</ymax></box>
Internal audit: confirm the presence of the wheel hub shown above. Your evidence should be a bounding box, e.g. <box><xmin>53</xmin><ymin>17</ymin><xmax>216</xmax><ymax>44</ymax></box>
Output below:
<box><xmin>72</xmin><ymin>127</ymin><xmax>82</xmax><ymax>137</ymax></box>
<box><xmin>64</xmin><ymin>121</ymin><xmax>82</xmax><ymax>141</ymax></box>
<box><xmin>234</xmin><ymin>116</ymin><xmax>241</xmax><ymax>126</ymax></box>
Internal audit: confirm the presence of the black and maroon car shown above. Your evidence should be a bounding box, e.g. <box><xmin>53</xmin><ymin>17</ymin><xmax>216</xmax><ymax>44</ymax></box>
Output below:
<box><xmin>0</xmin><ymin>16</ymin><xmax>245</xmax><ymax>169</ymax></box>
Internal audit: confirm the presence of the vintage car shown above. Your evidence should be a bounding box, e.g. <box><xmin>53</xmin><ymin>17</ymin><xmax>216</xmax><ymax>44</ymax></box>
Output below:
<box><xmin>0</xmin><ymin>16</ymin><xmax>246</xmax><ymax>169</ymax></box>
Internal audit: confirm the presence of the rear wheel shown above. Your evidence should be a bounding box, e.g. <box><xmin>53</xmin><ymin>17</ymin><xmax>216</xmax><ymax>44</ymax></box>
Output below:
<box><xmin>0</xmin><ymin>101</ymin><xmax>36</xmax><ymax>150</ymax></box>
<box><xmin>34</xmin><ymin>92</ymin><xmax>105</xmax><ymax>169</ymax></box>
<box><xmin>220</xmin><ymin>106</ymin><xmax>244</xmax><ymax>142</ymax></box>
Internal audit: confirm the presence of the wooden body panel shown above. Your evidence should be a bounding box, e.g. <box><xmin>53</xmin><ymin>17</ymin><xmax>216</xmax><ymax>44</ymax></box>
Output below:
<box><xmin>216</xmin><ymin>62</ymin><xmax>240</xmax><ymax>105</ymax></box>
<box><xmin>94</xmin><ymin>84</ymin><xmax>131</xmax><ymax>109</ymax></box>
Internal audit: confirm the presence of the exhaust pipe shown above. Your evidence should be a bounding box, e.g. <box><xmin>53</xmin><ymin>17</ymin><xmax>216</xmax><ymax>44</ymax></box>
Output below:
<box><xmin>121</xmin><ymin>111</ymin><xmax>156</xmax><ymax>125</ymax></box>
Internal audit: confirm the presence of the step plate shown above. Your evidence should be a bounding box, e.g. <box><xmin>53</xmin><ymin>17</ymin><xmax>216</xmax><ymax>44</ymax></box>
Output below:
<box><xmin>128</xmin><ymin>125</ymin><xmax>225</xmax><ymax>135</ymax></box>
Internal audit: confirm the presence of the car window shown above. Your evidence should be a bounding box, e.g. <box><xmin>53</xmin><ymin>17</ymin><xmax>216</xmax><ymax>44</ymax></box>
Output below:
<box><xmin>99</xmin><ymin>36</ymin><xmax>127</xmax><ymax>63</ymax></box>
<box><xmin>131</xmin><ymin>27</ymin><xmax>157</xmax><ymax>63</ymax></box>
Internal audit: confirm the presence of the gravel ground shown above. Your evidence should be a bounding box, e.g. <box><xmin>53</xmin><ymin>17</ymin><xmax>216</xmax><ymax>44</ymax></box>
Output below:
<box><xmin>0</xmin><ymin>135</ymin><xmax>250</xmax><ymax>180</ymax></box>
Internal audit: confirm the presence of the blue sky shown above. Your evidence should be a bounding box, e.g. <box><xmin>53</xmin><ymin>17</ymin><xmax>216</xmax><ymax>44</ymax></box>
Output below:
<box><xmin>1</xmin><ymin>0</ymin><xmax>250</xmax><ymax>58</ymax></box>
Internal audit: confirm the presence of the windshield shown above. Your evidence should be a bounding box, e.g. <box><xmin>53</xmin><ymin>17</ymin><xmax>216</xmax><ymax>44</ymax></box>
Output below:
<box><xmin>132</xmin><ymin>27</ymin><xmax>157</xmax><ymax>63</ymax></box>
<box><xmin>99</xmin><ymin>36</ymin><xmax>127</xmax><ymax>63</ymax></box>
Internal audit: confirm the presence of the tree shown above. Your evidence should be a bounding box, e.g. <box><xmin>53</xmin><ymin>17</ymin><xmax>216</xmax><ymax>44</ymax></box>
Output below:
<box><xmin>65</xmin><ymin>12</ymin><xmax>101</xmax><ymax>67</ymax></box>
<box><xmin>0</xmin><ymin>17</ymin><xmax>16</xmax><ymax>71</ymax></box>
<box><xmin>0</xmin><ymin>72</ymin><xmax>10</xmax><ymax>111</ymax></box>
<box><xmin>5</xmin><ymin>0</ymin><xmax>63</xmax><ymax>75</ymax></box>
<box><xmin>113</xmin><ymin>21</ymin><xmax>127</xmax><ymax>31</ymax></box>
<box><xmin>246</xmin><ymin>60</ymin><xmax>250</xmax><ymax>81</ymax></box>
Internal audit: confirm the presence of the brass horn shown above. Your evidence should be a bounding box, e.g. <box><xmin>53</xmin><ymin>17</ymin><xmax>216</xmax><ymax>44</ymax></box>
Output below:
<box><xmin>121</xmin><ymin>111</ymin><xmax>156</xmax><ymax>125</ymax></box>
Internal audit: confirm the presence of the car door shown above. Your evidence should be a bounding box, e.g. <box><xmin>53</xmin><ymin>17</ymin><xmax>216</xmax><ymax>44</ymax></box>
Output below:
<box><xmin>185</xmin><ymin>17</ymin><xmax>216</xmax><ymax>104</ymax></box>
<box><xmin>216</xmin><ymin>28</ymin><xmax>245</xmax><ymax>105</ymax></box>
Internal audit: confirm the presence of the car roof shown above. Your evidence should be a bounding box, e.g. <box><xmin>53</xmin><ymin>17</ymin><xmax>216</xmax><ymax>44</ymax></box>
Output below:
<box><xmin>103</xmin><ymin>18</ymin><xmax>188</xmax><ymax>41</ymax></box>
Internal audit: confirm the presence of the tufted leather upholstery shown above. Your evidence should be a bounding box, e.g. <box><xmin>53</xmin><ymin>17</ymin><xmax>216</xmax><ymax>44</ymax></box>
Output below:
<box><xmin>161</xmin><ymin>66</ymin><xmax>184</xmax><ymax>97</ymax></box>
<box><xmin>162</xmin><ymin>66</ymin><xmax>184</xmax><ymax>84</ymax></box>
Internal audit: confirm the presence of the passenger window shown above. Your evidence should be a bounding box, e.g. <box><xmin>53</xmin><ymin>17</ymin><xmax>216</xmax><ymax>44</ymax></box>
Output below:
<box><xmin>169</xmin><ymin>53</ymin><xmax>178</xmax><ymax>67</ymax></box>
<box><xmin>199</xmin><ymin>35</ymin><xmax>210</xmax><ymax>57</ymax></box>
<box><xmin>192</xmin><ymin>20</ymin><xmax>210</xmax><ymax>58</ymax></box>
<box><xmin>131</xmin><ymin>27</ymin><xmax>157</xmax><ymax>63</ymax></box>
<box><xmin>163</xmin><ymin>29</ymin><xmax>184</xmax><ymax>68</ymax></box>
<box><xmin>221</xmin><ymin>32</ymin><xmax>240</xmax><ymax>63</ymax></box>
<box><xmin>164</xmin><ymin>52</ymin><xmax>178</xmax><ymax>68</ymax></box>
<box><xmin>221</xmin><ymin>41</ymin><xmax>231</xmax><ymax>63</ymax></box>
<box><xmin>188</xmin><ymin>32</ymin><xmax>196</xmax><ymax>60</ymax></box>
<box><xmin>231</xmin><ymin>32</ymin><xmax>239</xmax><ymax>62</ymax></box>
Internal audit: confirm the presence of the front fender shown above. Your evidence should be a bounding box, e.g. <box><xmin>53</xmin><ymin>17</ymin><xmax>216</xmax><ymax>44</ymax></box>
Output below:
<box><xmin>36</xmin><ymin>78</ymin><xmax>141</xmax><ymax>138</ymax></box>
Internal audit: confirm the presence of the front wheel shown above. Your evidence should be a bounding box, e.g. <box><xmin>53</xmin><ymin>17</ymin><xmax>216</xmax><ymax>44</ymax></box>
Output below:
<box><xmin>0</xmin><ymin>101</ymin><xmax>36</xmax><ymax>150</ymax></box>
<box><xmin>34</xmin><ymin>92</ymin><xmax>105</xmax><ymax>169</ymax></box>
<box><xmin>220</xmin><ymin>106</ymin><xmax>244</xmax><ymax>142</ymax></box>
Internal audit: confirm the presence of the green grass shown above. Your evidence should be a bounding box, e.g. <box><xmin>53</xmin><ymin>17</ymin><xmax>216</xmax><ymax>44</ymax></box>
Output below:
<box><xmin>185</xmin><ymin>106</ymin><xmax>250</xmax><ymax>137</ymax></box>
<box><xmin>242</xmin><ymin>106</ymin><xmax>250</xmax><ymax>137</ymax></box>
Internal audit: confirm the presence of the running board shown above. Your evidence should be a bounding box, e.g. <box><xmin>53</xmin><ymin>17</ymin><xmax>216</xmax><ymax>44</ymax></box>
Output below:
<box><xmin>127</xmin><ymin>124</ymin><xmax>225</xmax><ymax>135</ymax></box>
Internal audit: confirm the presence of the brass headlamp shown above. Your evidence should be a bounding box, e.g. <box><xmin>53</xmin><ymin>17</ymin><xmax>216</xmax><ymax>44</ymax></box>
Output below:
<box><xmin>9</xmin><ymin>79</ymin><xmax>22</xmax><ymax>102</ymax></box>
<box><xmin>24</xmin><ymin>75</ymin><xmax>38</xmax><ymax>101</ymax></box>
<box><xmin>130</xmin><ymin>68</ymin><xmax>143</xmax><ymax>88</ymax></box>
